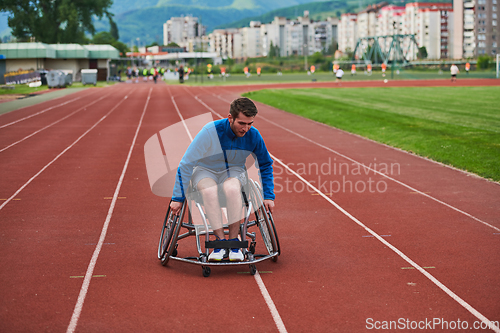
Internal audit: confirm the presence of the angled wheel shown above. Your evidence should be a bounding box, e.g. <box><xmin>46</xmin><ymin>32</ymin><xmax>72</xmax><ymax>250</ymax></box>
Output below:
<box><xmin>158</xmin><ymin>200</ymin><xmax>183</xmax><ymax>266</ymax></box>
<box><xmin>250</xmin><ymin>181</ymin><xmax>280</xmax><ymax>260</ymax></box>
<box><xmin>202</xmin><ymin>266</ymin><xmax>211</xmax><ymax>277</ymax></box>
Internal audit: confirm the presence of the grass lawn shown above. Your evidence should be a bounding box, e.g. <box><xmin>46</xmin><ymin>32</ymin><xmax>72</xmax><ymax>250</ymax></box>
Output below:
<box><xmin>243</xmin><ymin>86</ymin><xmax>500</xmax><ymax>182</ymax></box>
<box><xmin>175</xmin><ymin>69</ymin><xmax>498</xmax><ymax>86</ymax></box>
<box><xmin>0</xmin><ymin>84</ymin><xmax>49</xmax><ymax>95</ymax></box>
<box><xmin>0</xmin><ymin>81</ymin><xmax>116</xmax><ymax>96</ymax></box>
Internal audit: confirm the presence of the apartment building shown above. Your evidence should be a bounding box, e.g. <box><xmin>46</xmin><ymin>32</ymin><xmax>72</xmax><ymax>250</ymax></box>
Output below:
<box><xmin>377</xmin><ymin>5</ymin><xmax>405</xmax><ymax>36</ymax></box>
<box><xmin>475</xmin><ymin>0</ymin><xmax>498</xmax><ymax>55</ymax></box>
<box><xmin>358</xmin><ymin>2</ymin><xmax>388</xmax><ymax>39</ymax></box>
<box><xmin>338</xmin><ymin>2</ymin><xmax>453</xmax><ymax>60</ymax></box>
<box><xmin>241</xmin><ymin>21</ymin><xmax>263</xmax><ymax>58</ymax></box>
<box><xmin>403</xmin><ymin>3</ymin><xmax>453</xmax><ymax>59</ymax></box>
<box><xmin>209</xmin><ymin>29</ymin><xmax>242</xmax><ymax>59</ymax></box>
<box><xmin>338</xmin><ymin>13</ymin><xmax>358</xmax><ymax>52</ymax></box>
<box><xmin>163</xmin><ymin>16</ymin><xmax>206</xmax><ymax>48</ymax></box>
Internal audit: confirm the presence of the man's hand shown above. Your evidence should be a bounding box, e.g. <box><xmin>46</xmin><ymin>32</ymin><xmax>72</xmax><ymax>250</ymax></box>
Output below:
<box><xmin>170</xmin><ymin>200</ymin><xmax>183</xmax><ymax>216</ymax></box>
<box><xmin>264</xmin><ymin>199</ymin><xmax>274</xmax><ymax>214</ymax></box>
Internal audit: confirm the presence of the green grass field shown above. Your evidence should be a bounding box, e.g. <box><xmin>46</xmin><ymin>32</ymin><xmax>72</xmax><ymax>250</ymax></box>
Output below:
<box><xmin>0</xmin><ymin>81</ymin><xmax>117</xmax><ymax>97</ymax></box>
<box><xmin>243</xmin><ymin>86</ymin><xmax>500</xmax><ymax>182</ymax></box>
<box><xmin>178</xmin><ymin>69</ymin><xmax>498</xmax><ymax>86</ymax></box>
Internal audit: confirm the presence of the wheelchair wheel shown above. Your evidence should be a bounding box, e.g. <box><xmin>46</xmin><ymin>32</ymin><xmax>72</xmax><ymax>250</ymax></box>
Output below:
<box><xmin>158</xmin><ymin>202</ymin><xmax>182</xmax><ymax>266</ymax></box>
<box><xmin>250</xmin><ymin>181</ymin><xmax>280</xmax><ymax>260</ymax></box>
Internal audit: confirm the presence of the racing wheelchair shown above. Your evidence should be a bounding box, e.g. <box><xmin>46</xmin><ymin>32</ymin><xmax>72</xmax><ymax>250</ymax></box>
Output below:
<box><xmin>158</xmin><ymin>178</ymin><xmax>280</xmax><ymax>277</ymax></box>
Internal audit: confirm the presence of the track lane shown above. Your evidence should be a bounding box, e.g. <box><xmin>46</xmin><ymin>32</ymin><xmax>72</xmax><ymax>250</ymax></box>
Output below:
<box><xmin>0</xmin><ymin>88</ymin><xmax>99</xmax><ymax>128</ymax></box>
<box><xmin>0</xmin><ymin>85</ymin><xmax>130</xmax><ymax>200</ymax></box>
<box><xmin>0</xmin><ymin>84</ymin><xmax>145</xmax><ymax>331</ymax></box>
<box><xmin>191</xmin><ymin>85</ymin><xmax>500</xmax><ymax>331</ymax></box>
<box><xmin>0</xmin><ymin>89</ymin><xmax>118</xmax><ymax>154</ymax></box>
<box><xmin>70</xmin><ymin>83</ymin><xmax>281</xmax><ymax>332</ymax></box>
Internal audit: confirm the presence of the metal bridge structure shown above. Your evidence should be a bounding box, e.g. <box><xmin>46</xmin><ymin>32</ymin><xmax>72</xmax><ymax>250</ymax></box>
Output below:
<box><xmin>352</xmin><ymin>34</ymin><xmax>420</xmax><ymax>65</ymax></box>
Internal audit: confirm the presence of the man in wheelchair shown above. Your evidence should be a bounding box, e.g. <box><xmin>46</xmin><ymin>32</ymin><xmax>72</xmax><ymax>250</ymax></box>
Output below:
<box><xmin>169</xmin><ymin>97</ymin><xmax>275</xmax><ymax>261</ymax></box>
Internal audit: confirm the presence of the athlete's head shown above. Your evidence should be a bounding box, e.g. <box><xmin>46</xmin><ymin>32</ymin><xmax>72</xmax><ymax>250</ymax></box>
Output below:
<box><xmin>229</xmin><ymin>97</ymin><xmax>258</xmax><ymax>119</ymax></box>
<box><xmin>228</xmin><ymin>97</ymin><xmax>258</xmax><ymax>138</ymax></box>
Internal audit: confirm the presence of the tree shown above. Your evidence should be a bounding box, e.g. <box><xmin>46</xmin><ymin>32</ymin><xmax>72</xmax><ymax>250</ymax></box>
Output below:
<box><xmin>477</xmin><ymin>55</ymin><xmax>492</xmax><ymax>69</ymax></box>
<box><xmin>93</xmin><ymin>31</ymin><xmax>115</xmax><ymax>45</ymax></box>
<box><xmin>327</xmin><ymin>39</ymin><xmax>338</xmax><ymax>56</ymax></box>
<box><xmin>92</xmin><ymin>32</ymin><xmax>129</xmax><ymax>57</ymax></box>
<box><xmin>1</xmin><ymin>0</ymin><xmax>113</xmax><ymax>44</ymax></box>
<box><xmin>417</xmin><ymin>46</ymin><xmax>428</xmax><ymax>60</ymax></box>
<box><xmin>110</xmin><ymin>20</ymin><xmax>119</xmax><ymax>41</ymax></box>
<box><xmin>310</xmin><ymin>51</ymin><xmax>324</xmax><ymax>64</ymax></box>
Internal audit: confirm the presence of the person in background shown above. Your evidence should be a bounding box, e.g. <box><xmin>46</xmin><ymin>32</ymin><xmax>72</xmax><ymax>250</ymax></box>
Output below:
<box><xmin>450</xmin><ymin>64</ymin><xmax>459</xmax><ymax>82</ymax></box>
<box><xmin>178</xmin><ymin>65</ymin><xmax>184</xmax><ymax>84</ymax></box>
<box><xmin>336</xmin><ymin>66</ymin><xmax>344</xmax><ymax>86</ymax></box>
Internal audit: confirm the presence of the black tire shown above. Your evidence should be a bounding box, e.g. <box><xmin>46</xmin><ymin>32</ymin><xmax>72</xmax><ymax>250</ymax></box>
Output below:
<box><xmin>158</xmin><ymin>202</ymin><xmax>182</xmax><ymax>266</ymax></box>
<box><xmin>250</xmin><ymin>265</ymin><xmax>257</xmax><ymax>275</ymax></box>
<box><xmin>250</xmin><ymin>181</ymin><xmax>280</xmax><ymax>260</ymax></box>
<box><xmin>202</xmin><ymin>266</ymin><xmax>211</xmax><ymax>277</ymax></box>
<box><xmin>267</xmin><ymin>211</ymin><xmax>281</xmax><ymax>261</ymax></box>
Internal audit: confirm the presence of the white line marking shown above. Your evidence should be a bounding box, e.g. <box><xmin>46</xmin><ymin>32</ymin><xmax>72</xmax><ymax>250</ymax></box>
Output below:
<box><xmin>66</xmin><ymin>88</ymin><xmax>151</xmax><ymax>333</ymax></box>
<box><xmin>0</xmin><ymin>91</ymin><xmax>114</xmax><ymax>153</ymax></box>
<box><xmin>180</xmin><ymin>88</ymin><xmax>288</xmax><ymax>332</ymax></box>
<box><xmin>194</xmin><ymin>90</ymin><xmax>499</xmax><ymax>333</ymax></box>
<box><xmin>169</xmin><ymin>90</ymin><xmax>193</xmax><ymax>141</ymax></box>
<box><xmin>0</xmin><ymin>91</ymin><xmax>132</xmax><ymax>212</ymax></box>
<box><xmin>254</xmin><ymin>271</ymin><xmax>288</xmax><ymax>333</ymax></box>
<box><xmin>210</xmin><ymin>92</ymin><xmax>500</xmax><ymax>233</ymax></box>
<box><xmin>0</xmin><ymin>91</ymin><xmax>94</xmax><ymax>128</ymax></box>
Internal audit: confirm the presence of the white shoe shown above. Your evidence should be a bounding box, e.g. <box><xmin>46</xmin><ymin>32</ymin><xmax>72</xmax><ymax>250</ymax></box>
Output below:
<box><xmin>209</xmin><ymin>248</ymin><xmax>226</xmax><ymax>261</ymax></box>
<box><xmin>229</xmin><ymin>249</ymin><xmax>244</xmax><ymax>261</ymax></box>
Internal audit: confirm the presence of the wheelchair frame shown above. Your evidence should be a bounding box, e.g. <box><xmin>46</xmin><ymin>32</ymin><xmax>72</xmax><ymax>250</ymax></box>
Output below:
<box><xmin>158</xmin><ymin>179</ymin><xmax>280</xmax><ymax>277</ymax></box>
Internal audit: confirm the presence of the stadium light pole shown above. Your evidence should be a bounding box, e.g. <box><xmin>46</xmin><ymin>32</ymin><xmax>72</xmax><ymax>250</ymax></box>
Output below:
<box><xmin>497</xmin><ymin>53</ymin><xmax>499</xmax><ymax>79</ymax></box>
<box><xmin>391</xmin><ymin>21</ymin><xmax>396</xmax><ymax>80</ymax></box>
<box><xmin>304</xmin><ymin>44</ymin><xmax>308</xmax><ymax>71</ymax></box>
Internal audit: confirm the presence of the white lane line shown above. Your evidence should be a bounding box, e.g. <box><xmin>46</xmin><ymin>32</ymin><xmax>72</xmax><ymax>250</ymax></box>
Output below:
<box><xmin>66</xmin><ymin>88</ymin><xmax>152</xmax><ymax>333</ymax></box>
<box><xmin>179</xmin><ymin>88</ymin><xmax>288</xmax><ymax>333</ymax></box>
<box><xmin>0</xmin><ymin>90</ymin><xmax>114</xmax><ymax>153</ymax></box>
<box><xmin>167</xmin><ymin>87</ymin><xmax>193</xmax><ymax>141</ymax></box>
<box><xmin>210</xmin><ymin>91</ymin><xmax>500</xmax><ymax>233</ymax></box>
<box><xmin>270</xmin><ymin>155</ymin><xmax>500</xmax><ymax>333</ymax></box>
<box><xmin>196</xmin><ymin>90</ymin><xmax>499</xmax><ymax>332</ymax></box>
<box><xmin>0</xmin><ymin>89</ymin><xmax>131</xmax><ymax>211</ymax></box>
<box><xmin>254</xmin><ymin>271</ymin><xmax>287</xmax><ymax>333</ymax></box>
<box><xmin>0</xmin><ymin>89</ymin><xmax>97</xmax><ymax>128</ymax></box>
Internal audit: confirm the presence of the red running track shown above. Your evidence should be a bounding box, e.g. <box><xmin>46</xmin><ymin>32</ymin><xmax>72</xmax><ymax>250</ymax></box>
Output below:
<box><xmin>0</xmin><ymin>79</ymin><xmax>499</xmax><ymax>332</ymax></box>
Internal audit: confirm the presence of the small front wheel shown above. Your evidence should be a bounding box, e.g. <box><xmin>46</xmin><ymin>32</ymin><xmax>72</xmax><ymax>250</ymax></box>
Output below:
<box><xmin>202</xmin><ymin>266</ymin><xmax>211</xmax><ymax>277</ymax></box>
<box><xmin>250</xmin><ymin>265</ymin><xmax>257</xmax><ymax>275</ymax></box>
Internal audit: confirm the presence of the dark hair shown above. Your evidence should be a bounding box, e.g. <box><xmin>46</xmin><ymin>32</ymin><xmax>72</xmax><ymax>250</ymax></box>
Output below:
<box><xmin>229</xmin><ymin>97</ymin><xmax>258</xmax><ymax>118</ymax></box>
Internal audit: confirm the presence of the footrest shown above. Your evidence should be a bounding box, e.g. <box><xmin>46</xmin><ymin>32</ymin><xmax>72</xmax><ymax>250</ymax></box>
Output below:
<box><xmin>205</xmin><ymin>240</ymin><xmax>249</xmax><ymax>249</ymax></box>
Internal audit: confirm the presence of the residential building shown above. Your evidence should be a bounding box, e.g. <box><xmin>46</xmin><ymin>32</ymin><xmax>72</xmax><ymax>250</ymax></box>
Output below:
<box><xmin>403</xmin><ymin>3</ymin><xmax>453</xmax><ymax>59</ymax></box>
<box><xmin>475</xmin><ymin>0</ymin><xmax>499</xmax><ymax>55</ymax></box>
<box><xmin>338</xmin><ymin>13</ymin><xmax>358</xmax><ymax>53</ymax></box>
<box><xmin>241</xmin><ymin>21</ymin><xmax>263</xmax><ymax>58</ymax></box>
<box><xmin>163</xmin><ymin>16</ymin><xmax>205</xmax><ymax>47</ymax></box>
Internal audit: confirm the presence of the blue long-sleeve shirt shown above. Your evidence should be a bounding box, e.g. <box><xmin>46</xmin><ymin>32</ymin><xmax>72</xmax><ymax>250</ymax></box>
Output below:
<box><xmin>172</xmin><ymin>118</ymin><xmax>274</xmax><ymax>202</ymax></box>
